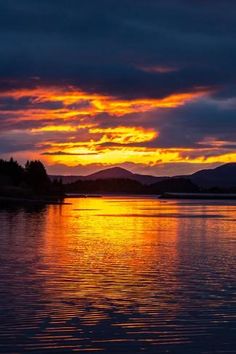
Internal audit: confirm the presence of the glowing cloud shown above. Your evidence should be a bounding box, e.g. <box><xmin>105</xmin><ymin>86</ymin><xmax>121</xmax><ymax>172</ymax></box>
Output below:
<box><xmin>0</xmin><ymin>82</ymin><xmax>233</xmax><ymax>174</ymax></box>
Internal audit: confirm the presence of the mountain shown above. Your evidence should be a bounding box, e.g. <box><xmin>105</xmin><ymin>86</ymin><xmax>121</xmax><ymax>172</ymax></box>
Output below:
<box><xmin>84</xmin><ymin>167</ymin><xmax>133</xmax><ymax>180</ymax></box>
<box><xmin>51</xmin><ymin>163</ymin><xmax>236</xmax><ymax>189</ymax></box>
<box><xmin>51</xmin><ymin>167</ymin><xmax>167</xmax><ymax>185</ymax></box>
<box><xmin>190</xmin><ymin>163</ymin><xmax>236</xmax><ymax>188</ymax></box>
<box><xmin>83</xmin><ymin>167</ymin><xmax>166</xmax><ymax>185</ymax></box>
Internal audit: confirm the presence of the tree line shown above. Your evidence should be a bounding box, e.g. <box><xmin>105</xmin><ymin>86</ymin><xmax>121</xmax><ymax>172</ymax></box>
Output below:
<box><xmin>0</xmin><ymin>158</ymin><xmax>64</xmax><ymax>197</ymax></box>
<box><xmin>66</xmin><ymin>177</ymin><xmax>199</xmax><ymax>195</ymax></box>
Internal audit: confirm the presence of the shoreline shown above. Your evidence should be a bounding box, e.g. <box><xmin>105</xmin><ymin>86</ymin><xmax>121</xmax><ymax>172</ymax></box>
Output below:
<box><xmin>0</xmin><ymin>195</ymin><xmax>69</xmax><ymax>206</ymax></box>
<box><xmin>159</xmin><ymin>192</ymin><xmax>236</xmax><ymax>200</ymax></box>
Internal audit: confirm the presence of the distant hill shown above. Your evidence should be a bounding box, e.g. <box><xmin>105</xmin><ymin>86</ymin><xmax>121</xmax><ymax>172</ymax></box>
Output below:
<box><xmin>51</xmin><ymin>167</ymin><xmax>166</xmax><ymax>185</ymax></box>
<box><xmin>190</xmin><ymin>163</ymin><xmax>236</xmax><ymax>188</ymax></box>
<box><xmin>83</xmin><ymin>167</ymin><xmax>166</xmax><ymax>185</ymax></box>
<box><xmin>84</xmin><ymin>167</ymin><xmax>133</xmax><ymax>180</ymax></box>
<box><xmin>51</xmin><ymin>163</ymin><xmax>236</xmax><ymax>189</ymax></box>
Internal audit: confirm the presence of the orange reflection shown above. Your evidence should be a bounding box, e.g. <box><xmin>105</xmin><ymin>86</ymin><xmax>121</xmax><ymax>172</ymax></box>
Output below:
<box><xmin>41</xmin><ymin>197</ymin><xmax>180</xmax><ymax>325</ymax></box>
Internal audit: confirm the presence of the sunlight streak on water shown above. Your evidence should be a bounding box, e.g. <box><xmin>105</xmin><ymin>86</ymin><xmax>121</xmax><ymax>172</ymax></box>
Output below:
<box><xmin>0</xmin><ymin>197</ymin><xmax>235</xmax><ymax>353</ymax></box>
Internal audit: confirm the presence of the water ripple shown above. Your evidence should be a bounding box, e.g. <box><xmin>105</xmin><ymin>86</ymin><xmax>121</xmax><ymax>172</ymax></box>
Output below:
<box><xmin>0</xmin><ymin>197</ymin><xmax>235</xmax><ymax>353</ymax></box>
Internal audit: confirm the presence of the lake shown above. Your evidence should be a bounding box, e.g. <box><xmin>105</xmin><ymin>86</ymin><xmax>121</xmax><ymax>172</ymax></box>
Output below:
<box><xmin>0</xmin><ymin>196</ymin><xmax>235</xmax><ymax>353</ymax></box>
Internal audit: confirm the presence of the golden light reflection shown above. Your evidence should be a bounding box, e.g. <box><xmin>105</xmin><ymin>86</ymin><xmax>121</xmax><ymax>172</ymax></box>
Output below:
<box><xmin>2</xmin><ymin>197</ymin><xmax>236</xmax><ymax>351</ymax></box>
<box><xmin>41</xmin><ymin>197</ymin><xmax>180</xmax><ymax>322</ymax></box>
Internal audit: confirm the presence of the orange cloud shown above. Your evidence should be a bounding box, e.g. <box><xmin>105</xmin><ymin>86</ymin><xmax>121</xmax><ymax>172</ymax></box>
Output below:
<box><xmin>31</xmin><ymin>124</ymin><xmax>95</xmax><ymax>133</ymax></box>
<box><xmin>42</xmin><ymin>146</ymin><xmax>236</xmax><ymax>168</ymax></box>
<box><xmin>89</xmin><ymin>126</ymin><xmax>158</xmax><ymax>144</ymax></box>
<box><xmin>2</xmin><ymin>84</ymin><xmax>226</xmax><ymax>172</ymax></box>
<box><xmin>0</xmin><ymin>85</ymin><xmax>208</xmax><ymax>123</ymax></box>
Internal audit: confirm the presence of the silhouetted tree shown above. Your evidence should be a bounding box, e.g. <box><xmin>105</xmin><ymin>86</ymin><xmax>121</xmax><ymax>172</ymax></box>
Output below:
<box><xmin>25</xmin><ymin>160</ymin><xmax>51</xmax><ymax>194</ymax></box>
<box><xmin>51</xmin><ymin>177</ymin><xmax>65</xmax><ymax>196</ymax></box>
<box><xmin>0</xmin><ymin>157</ymin><xmax>24</xmax><ymax>185</ymax></box>
<box><xmin>66</xmin><ymin>178</ymin><xmax>146</xmax><ymax>194</ymax></box>
<box><xmin>66</xmin><ymin>177</ymin><xmax>200</xmax><ymax>195</ymax></box>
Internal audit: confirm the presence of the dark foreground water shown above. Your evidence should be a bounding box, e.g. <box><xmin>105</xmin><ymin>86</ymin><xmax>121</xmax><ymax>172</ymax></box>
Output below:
<box><xmin>0</xmin><ymin>197</ymin><xmax>235</xmax><ymax>354</ymax></box>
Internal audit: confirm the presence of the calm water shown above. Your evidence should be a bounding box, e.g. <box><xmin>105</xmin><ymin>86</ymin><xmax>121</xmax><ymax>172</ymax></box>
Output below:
<box><xmin>0</xmin><ymin>197</ymin><xmax>235</xmax><ymax>354</ymax></box>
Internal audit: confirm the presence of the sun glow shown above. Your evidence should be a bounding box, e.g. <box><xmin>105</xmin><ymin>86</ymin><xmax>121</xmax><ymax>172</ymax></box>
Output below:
<box><xmin>1</xmin><ymin>83</ymin><xmax>232</xmax><ymax>171</ymax></box>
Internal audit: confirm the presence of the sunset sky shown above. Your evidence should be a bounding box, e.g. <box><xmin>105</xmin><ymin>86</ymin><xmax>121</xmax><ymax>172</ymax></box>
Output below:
<box><xmin>1</xmin><ymin>0</ymin><xmax>236</xmax><ymax>176</ymax></box>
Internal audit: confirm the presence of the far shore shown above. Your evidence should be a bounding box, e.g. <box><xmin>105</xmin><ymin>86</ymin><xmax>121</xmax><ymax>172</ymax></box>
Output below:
<box><xmin>65</xmin><ymin>192</ymin><xmax>236</xmax><ymax>200</ymax></box>
<box><xmin>2</xmin><ymin>193</ymin><xmax>236</xmax><ymax>207</ymax></box>
<box><xmin>160</xmin><ymin>192</ymin><xmax>236</xmax><ymax>200</ymax></box>
<box><xmin>0</xmin><ymin>195</ymin><xmax>69</xmax><ymax>206</ymax></box>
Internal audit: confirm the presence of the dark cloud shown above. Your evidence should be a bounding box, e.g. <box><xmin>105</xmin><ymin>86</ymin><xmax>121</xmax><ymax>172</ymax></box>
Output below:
<box><xmin>154</xmin><ymin>100</ymin><xmax>236</xmax><ymax>148</ymax></box>
<box><xmin>0</xmin><ymin>1</ymin><xmax>236</xmax><ymax>99</ymax></box>
<box><xmin>0</xmin><ymin>96</ymin><xmax>64</xmax><ymax>110</ymax></box>
<box><xmin>0</xmin><ymin>133</ymin><xmax>39</xmax><ymax>154</ymax></box>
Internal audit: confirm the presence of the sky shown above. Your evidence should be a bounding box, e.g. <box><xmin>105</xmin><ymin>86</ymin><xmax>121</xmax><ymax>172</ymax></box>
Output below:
<box><xmin>1</xmin><ymin>0</ymin><xmax>236</xmax><ymax>176</ymax></box>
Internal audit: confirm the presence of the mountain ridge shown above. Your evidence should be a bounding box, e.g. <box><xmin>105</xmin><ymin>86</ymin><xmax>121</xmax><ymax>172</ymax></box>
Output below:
<box><xmin>50</xmin><ymin>163</ymin><xmax>236</xmax><ymax>188</ymax></box>
<box><xmin>190</xmin><ymin>163</ymin><xmax>236</xmax><ymax>188</ymax></box>
<box><xmin>50</xmin><ymin>166</ymin><xmax>168</xmax><ymax>185</ymax></box>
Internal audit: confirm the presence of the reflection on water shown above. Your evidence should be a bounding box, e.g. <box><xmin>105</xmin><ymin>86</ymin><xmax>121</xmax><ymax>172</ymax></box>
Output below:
<box><xmin>0</xmin><ymin>197</ymin><xmax>235</xmax><ymax>353</ymax></box>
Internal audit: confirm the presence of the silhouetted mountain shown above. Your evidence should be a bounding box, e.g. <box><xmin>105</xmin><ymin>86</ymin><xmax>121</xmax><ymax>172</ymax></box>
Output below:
<box><xmin>84</xmin><ymin>167</ymin><xmax>166</xmax><ymax>184</ymax></box>
<box><xmin>190</xmin><ymin>163</ymin><xmax>236</xmax><ymax>188</ymax></box>
<box><xmin>52</xmin><ymin>162</ymin><xmax>236</xmax><ymax>190</ymax></box>
<box><xmin>85</xmin><ymin>167</ymin><xmax>133</xmax><ymax>179</ymax></box>
<box><xmin>150</xmin><ymin>178</ymin><xmax>199</xmax><ymax>194</ymax></box>
<box><xmin>51</xmin><ymin>167</ymin><xmax>166</xmax><ymax>185</ymax></box>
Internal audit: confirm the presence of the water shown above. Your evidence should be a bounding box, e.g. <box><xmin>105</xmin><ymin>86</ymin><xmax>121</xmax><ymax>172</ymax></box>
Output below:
<box><xmin>0</xmin><ymin>196</ymin><xmax>235</xmax><ymax>353</ymax></box>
